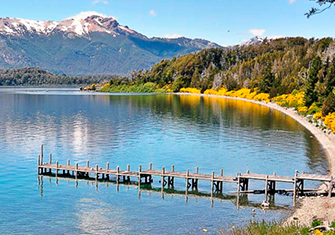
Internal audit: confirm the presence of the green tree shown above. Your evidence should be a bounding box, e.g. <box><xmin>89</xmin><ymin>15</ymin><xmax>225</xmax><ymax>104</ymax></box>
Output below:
<box><xmin>305</xmin><ymin>56</ymin><xmax>322</xmax><ymax>107</ymax></box>
<box><xmin>259</xmin><ymin>64</ymin><xmax>274</xmax><ymax>93</ymax></box>
<box><xmin>322</xmin><ymin>91</ymin><xmax>335</xmax><ymax>116</ymax></box>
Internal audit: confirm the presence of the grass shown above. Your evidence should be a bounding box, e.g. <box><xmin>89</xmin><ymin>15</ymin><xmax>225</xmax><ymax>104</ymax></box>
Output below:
<box><xmin>222</xmin><ymin>221</ymin><xmax>310</xmax><ymax>235</ymax></box>
<box><xmin>99</xmin><ymin>82</ymin><xmax>169</xmax><ymax>93</ymax></box>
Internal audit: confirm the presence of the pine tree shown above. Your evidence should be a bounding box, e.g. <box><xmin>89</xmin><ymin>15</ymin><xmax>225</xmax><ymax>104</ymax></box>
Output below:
<box><xmin>305</xmin><ymin>56</ymin><xmax>322</xmax><ymax>107</ymax></box>
<box><xmin>259</xmin><ymin>64</ymin><xmax>274</xmax><ymax>93</ymax></box>
<box><xmin>326</xmin><ymin>57</ymin><xmax>335</xmax><ymax>96</ymax></box>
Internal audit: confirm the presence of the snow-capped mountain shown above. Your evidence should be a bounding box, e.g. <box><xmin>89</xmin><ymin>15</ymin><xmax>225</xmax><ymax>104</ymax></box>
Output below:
<box><xmin>0</xmin><ymin>12</ymin><xmax>221</xmax><ymax>75</ymax></box>
<box><xmin>0</xmin><ymin>12</ymin><xmax>138</xmax><ymax>37</ymax></box>
<box><xmin>240</xmin><ymin>36</ymin><xmax>264</xmax><ymax>46</ymax></box>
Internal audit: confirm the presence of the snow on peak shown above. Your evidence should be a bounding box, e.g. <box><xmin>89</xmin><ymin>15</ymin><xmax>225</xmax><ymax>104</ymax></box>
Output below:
<box><xmin>0</xmin><ymin>12</ymin><xmax>135</xmax><ymax>37</ymax></box>
<box><xmin>66</xmin><ymin>11</ymin><xmax>108</xmax><ymax>21</ymax></box>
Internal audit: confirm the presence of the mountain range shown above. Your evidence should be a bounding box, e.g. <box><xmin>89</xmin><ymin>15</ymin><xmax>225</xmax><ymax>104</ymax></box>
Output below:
<box><xmin>0</xmin><ymin>12</ymin><xmax>221</xmax><ymax>75</ymax></box>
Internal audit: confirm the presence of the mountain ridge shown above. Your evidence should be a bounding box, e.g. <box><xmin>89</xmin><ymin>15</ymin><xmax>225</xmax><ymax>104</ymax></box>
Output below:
<box><xmin>0</xmin><ymin>12</ymin><xmax>222</xmax><ymax>75</ymax></box>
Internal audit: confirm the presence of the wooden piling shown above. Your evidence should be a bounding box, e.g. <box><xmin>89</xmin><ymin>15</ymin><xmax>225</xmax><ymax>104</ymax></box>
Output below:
<box><xmin>75</xmin><ymin>163</ymin><xmax>78</xmax><ymax>179</ymax></box>
<box><xmin>161</xmin><ymin>167</ymin><xmax>165</xmax><ymax>190</ymax></box>
<box><xmin>116</xmin><ymin>166</ymin><xmax>120</xmax><ymax>184</ymax></box>
<box><xmin>196</xmin><ymin>167</ymin><xmax>199</xmax><ymax>174</ymax></box>
<box><xmin>237</xmin><ymin>173</ymin><xmax>241</xmax><ymax>194</ymax></box>
<box><xmin>41</xmin><ymin>145</ymin><xmax>44</xmax><ymax>160</ymax></box>
<box><xmin>172</xmin><ymin>165</ymin><xmax>175</xmax><ymax>172</ymax></box>
<box><xmin>329</xmin><ymin>176</ymin><xmax>333</xmax><ymax>198</ymax></box>
<box><xmin>37</xmin><ymin>155</ymin><xmax>40</xmax><ymax>174</ymax></box>
<box><xmin>149</xmin><ymin>163</ymin><xmax>152</xmax><ymax>170</ymax></box>
<box><xmin>185</xmin><ymin>169</ymin><xmax>189</xmax><ymax>194</ymax></box>
<box><xmin>138</xmin><ymin>165</ymin><xmax>142</xmax><ymax>187</ymax></box>
<box><xmin>95</xmin><ymin>164</ymin><xmax>99</xmax><ymax>180</ymax></box>
<box><xmin>87</xmin><ymin>161</ymin><xmax>90</xmax><ymax>168</ymax></box>
<box><xmin>211</xmin><ymin>171</ymin><xmax>215</xmax><ymax>192</ymax></box>
<box><xmin>293</xmin><ymin>170</ymin><xmax>298</xmax><ymax>200</ymax></box>
<box><xmin>55</xmin><ymin>161</ymin><xmax>59</xmax><ymax>177</ymax></box>
<box><xmin>265</xmin><ymin>175</ymin><xmax>269</xmax><ymax>202</ymax></box>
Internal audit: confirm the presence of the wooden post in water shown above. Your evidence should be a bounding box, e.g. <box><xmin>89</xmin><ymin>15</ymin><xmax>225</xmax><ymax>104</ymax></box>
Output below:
<box><xmin>41</xmin><ymin>145</ymin><xmax>44</xmax><ymax>163</ymax></box>
<box><xmin>265</xmin><ymin>175</ymin><xmax>269</xmax><ymax>202</ymax></box>
<box><xmin>67</xmin><ymin>159</ymin><xmax>70</xmax><ymax>175</ymax></box>
<box><xmin>161</xmin><ymin>167</ymin><xmax>165</xmax><ymax>191</ymax></box>
<box><xmin>87</xmin><ymin>161</ymin><xmax>90</xmax><ymax>168</ymax></box>
<box><xmin>138</xmin><ymin>165</ymin><xmax>142</xmax><ymax>187</ymax></box>
<box><xmin>116</xmin><ymin>166</ymin><xmax>120</xmax><ymax>184</ymax></box>
<box><xmin>106</xmin><ymin>162</ymin><xmax>110</xmax><ymax>180</ymax></box>
<box><xmin>237</xmin><ymin>173</ymin><xmax>241</xmax><ymax>195</ymax></box>
<box><xmin>49</xmin><ymin>154</ymin><xmax>52</xmax><ymax>173</ymax></box>
<box><xmin>149</xmin><ymin>163</ymin><xmax>152</xmax><ymax>171</ymax></box>
<box><xmin>95</xmin><ymin>164</ymin><xmax>99</xmax><ymax>180</ymax></box>
<box><xmin>329</xmin><ymin>176</ymin><xmax>333</xmax><ymax>198</ymax></box>
<box><xmin>211</xmin><ymin>171</ymin><xmax>215</xmax><ymax>193</ymax></box>
<box><xmin>196</xmin><ymin>167</ymin><xmax>199</xmax><ymax>174</ymax></box>
<box><xmin>293</xmin><ymin>170</ymin><xmax>298</xmax><ymax>202</ymax></box>
<box><xmin>185</xmin><ymin>169</ymin><xmax>189</xmax><ymax>195</ymax></box>
<box><xmin>172</xmin><ymin>165</ymin><xmax>175</xmax><ymax>172</ymax></box>
<box><xmin>56</xmin><ymin>161</ymin><xmax>59</xmax><ymax>177</ymax></box>
<box><xmin>37</xmin><ymin>155</ymin><xmax>40</xmax><ymax>174</ymax></box>
<box><xmin>75</xmin><ymin>163</ymin><xmax>78</xmax><ymax>179</ymax></box>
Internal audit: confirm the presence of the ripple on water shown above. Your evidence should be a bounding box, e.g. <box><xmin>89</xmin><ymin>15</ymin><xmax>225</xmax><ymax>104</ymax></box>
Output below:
<box><xmin>0</xmin><ymin>88</ymin><xmax>328</xmax><ymax>234</ymax></box>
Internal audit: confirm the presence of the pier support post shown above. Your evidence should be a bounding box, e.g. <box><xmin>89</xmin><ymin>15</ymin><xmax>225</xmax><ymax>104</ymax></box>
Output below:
<box><xmin>185</xmin><ymin>169</ymin><xmax>190</xmax><ymax>195</ymax></box>
<box><xmin>329</xmin><ymin>176</ymin><xmax>334</xmax><ymax>198</ymax></box>
<box><xmin>75</xmin><ymin>163</ymin><xmax>78</xmax><ymax>179</ymax></box>
<box><xmin>264</xmin><ymin>175</ymin><xmax>269</xmax><ymax>202</ymax></box>
<box><xmin>211</xmin><ymin>171</ymin><xmax>215</xmax><ymax>194</ymax></box>
<box><xmin>41</xmin><ymin>145</ymin><xmax>44</xmax><ymax>162</ymax></box>
<box><xmin>37</xmin><ymin>155</ymin><xmax>41</xmax><ymax>174</ymax></box>
<box><xmin>237</xmin><ymin>173</ymin><xmax>241</xmax><ymax>195</ymax></box>
<box><xmin>116</xmin><ymin>166</ymin><xmax>120</xmax><ymax>184</ymax></box>
<box><xmin>56</xmin><ymin>161</ymin><xmax>59</xmax><ymax>177</ymax></box>
<box><xmin>106</xmin><ymin>162</ymin><xmax>109</xmax><ymax>180</ymax></box>
<box><xmin>95</xmin><ymin>164</ymin><xmax>99</xmax><ymax>180</ymax></box>
<box><xmin>49</xmin><ymin>154</ymin><xmax>52</xmax><ymax>173</ymax></box>
<box><xmin>293</xmin><ymin>170</ymin><xmax>298</xmax><ymax>202</ymax></box>
<box><xmin>161</xmin><ymin>167</ymin><xmax>166</xmax><ymax>190</ymax></box>
<box><xmin>67</xmin><ymin>159</ymin><xmax>70</xmax><ymax>175</ymax></box>
<box><xmin>138</xmin><ymin>165</ymin><xmax>142</xmax><ymax>187</ymax></box>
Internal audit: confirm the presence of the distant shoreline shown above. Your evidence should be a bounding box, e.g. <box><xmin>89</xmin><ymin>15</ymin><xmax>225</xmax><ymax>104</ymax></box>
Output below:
<box><xmin>175</xmin><ymin>92</ymin><xmax>335</xmax><ymax>175</ymax></box>
<box><xmin>175</xmin><ymin>92</ymin><xmax>335</xmax><ymax>226</ymax></box>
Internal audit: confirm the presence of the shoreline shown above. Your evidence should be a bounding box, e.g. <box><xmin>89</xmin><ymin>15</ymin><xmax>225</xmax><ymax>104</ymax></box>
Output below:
<box><xmin>175</xmin><ymin>92</ymin><xmax>335</xmax><ymax>225</ymax></box>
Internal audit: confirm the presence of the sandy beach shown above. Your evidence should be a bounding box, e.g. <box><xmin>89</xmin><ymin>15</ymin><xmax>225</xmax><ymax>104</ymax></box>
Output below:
<box><xmin>176</xmin><ymin>93</ymin><xmax>335</xmax><ymax>225</ymax></box>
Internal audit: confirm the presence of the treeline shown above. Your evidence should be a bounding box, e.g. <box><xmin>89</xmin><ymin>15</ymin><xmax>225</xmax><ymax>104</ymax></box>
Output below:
<box><xmin>106</xmin><ymin>37</ymin><xmax>335</xmax><ymax>115</ymax></box>
<box><xmin>0</xmin><ymin>67</ymin><xmax>117</xmax><ymax>86</ymax></box>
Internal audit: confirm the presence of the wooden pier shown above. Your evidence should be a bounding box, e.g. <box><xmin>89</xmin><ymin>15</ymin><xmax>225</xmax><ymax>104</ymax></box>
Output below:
<box><xmin>37</xmin><ymin>146</ymin><xmax>335</xmax><ymax>205</ymax></box>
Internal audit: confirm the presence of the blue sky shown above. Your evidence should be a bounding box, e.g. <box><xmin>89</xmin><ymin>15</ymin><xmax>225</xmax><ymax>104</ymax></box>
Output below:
<box><xmin>0</xmin><ymin>0</ymin><xmax>334</xmax><ymax>46</ymax></box>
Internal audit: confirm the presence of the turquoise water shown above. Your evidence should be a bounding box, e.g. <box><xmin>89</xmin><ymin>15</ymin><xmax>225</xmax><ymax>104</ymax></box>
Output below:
<box><xmin>0</xmin><ymin>88</ymin><xmax>328</xmax><ymax>234</ymax></box>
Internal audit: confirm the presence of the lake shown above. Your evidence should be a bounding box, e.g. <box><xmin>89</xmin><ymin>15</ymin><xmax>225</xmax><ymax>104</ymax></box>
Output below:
<box><xmin>0</xmin><ymin>87</ymin><xmax>328</xmax><ymax>234</ymax></box>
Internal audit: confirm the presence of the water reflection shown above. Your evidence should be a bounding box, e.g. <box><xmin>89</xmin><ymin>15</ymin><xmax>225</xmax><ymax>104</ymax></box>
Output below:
<box><xmin>0</xmin><ymin>88</ymin><xmax>328</xmax><ymax>234</ymax></box>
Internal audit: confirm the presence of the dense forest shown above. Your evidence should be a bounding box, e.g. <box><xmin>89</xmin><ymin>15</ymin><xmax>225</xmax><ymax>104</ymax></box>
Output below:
<box><xmin>0</xmin><ymin>67</ymin><xmax>115</xmax><ymax>86</ymax></box>
<box><xmin>99</xmin><ymin>37</ymin><xmax>335</xmax><ymax>116</ymax></box>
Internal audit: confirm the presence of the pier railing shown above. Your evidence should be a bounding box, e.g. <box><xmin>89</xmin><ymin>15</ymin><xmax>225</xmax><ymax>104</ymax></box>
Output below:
<box><xmin>37</xmin><ymin>145</ymin><xmax>334</xmax><ymax>206</ymax></box>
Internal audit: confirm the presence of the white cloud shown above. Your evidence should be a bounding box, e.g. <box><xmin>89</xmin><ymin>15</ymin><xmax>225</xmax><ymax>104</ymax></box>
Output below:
<box><xmin>248</xmin><ymin>28</ymin><xmax>266</xmax><ymax>37</ymax></box>
<box><xmin>149</xmin><ymin>10</ymin><xmax>157</xmax><ymax>17</ymax></box>
<box><xmin>93</xmin><ymin>0</ymin><xmax>109</xmax><ymax>5</ymax></box>
<box><xmin>288</xmin><ymin>0</ymin><xmax>296</xmax><ymax>4</ymax></box>
<box><xmin>163</xmin><ymin>33</ymin><xmax>183</xmax><ymax>39</ymax></box>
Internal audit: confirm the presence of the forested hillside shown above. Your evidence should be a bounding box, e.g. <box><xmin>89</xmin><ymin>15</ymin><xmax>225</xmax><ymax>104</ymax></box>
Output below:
<box><xmin>100</xmin><ymin>37</ymin><xmax>335</xmax><ymax>116</ymax></box>
<box><xmin>0</xmin><ymin>67</ymin><xmax>114</xmax><ymax>86</ymax></box>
